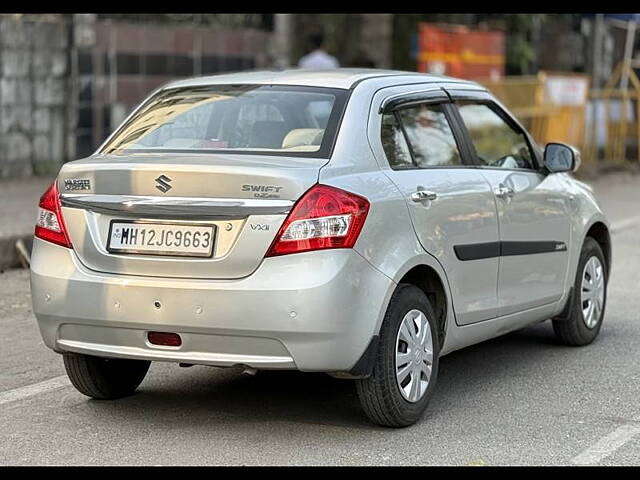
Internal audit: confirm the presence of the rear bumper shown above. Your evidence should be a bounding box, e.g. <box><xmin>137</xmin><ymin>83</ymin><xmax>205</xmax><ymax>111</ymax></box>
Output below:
<box><xmin>30</xmin><ymin>238</ymin><xmax>394</xmax><ymax>372</ymax></box>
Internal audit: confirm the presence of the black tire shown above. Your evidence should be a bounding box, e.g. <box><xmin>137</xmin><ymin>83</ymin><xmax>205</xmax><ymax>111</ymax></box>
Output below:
<box><xmin>553</xmin><ymin>237</ymin><xmax>607</xmax><ymax>346</ymax></box>
<box><xmin>63</xmin><ymin>353</ymin><xmax>150</xmax><ymax>400</ymax></box>
<box><xmin>356</xmin><ymin>284</ymin><xmax>440</xmax><ymax>427</ymax></box>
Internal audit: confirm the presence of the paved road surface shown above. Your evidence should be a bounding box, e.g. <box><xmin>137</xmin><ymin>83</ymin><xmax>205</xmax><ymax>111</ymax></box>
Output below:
<box><xmin>0</xmin><ymin>174</ymin><xmax>639</xmax><ymax>465</ymax></box>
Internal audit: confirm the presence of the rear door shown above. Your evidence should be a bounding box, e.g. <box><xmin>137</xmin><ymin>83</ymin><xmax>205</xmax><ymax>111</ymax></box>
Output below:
<box><xmin>375</xmin><ymin>87</ymin><xmax>501</xmax><ymax>325</ymax></box>
<box><xmin>447</xmin><ymin>89</ymin><xmax>572</xmax><ymax>316</ymax></box>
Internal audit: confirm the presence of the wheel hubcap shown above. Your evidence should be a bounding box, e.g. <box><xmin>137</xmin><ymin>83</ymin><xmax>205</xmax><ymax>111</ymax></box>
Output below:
<box><xmin>581</xmin><ymin>256</ymin><xmax>605</xmax><ymax>329</ymax></box>
<box><xmin>395</xmin><ymin>309</ymin><xmax>433</xmax><ymax>403</ymax></box>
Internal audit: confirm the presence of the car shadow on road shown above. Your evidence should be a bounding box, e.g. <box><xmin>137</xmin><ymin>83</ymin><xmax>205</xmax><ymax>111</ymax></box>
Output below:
<box><xmin>80</xmin><ymin>320</ymin><xmax>607</xmax><ymax>431</ymax></box>
<box><xmin>87</xmin><ymin>363</ymin><xmax>374</xmax><ymax>430</ymax></box>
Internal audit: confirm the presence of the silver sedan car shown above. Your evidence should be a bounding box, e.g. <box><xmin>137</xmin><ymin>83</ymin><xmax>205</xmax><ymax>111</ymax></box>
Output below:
<box><xmin>31</xmin><ymin>69</ymin><xmax>611</xmax><ymax>427</ymax></box>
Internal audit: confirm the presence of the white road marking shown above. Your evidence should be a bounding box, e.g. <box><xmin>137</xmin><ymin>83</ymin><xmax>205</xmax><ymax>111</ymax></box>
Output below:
<box><xmin>0</xmin><ymin>375</ymin><xmax>70</xmax><ymax>406</ymax></box>
<box><xmin>570</xmin><ymin>214</ymin><xmax>640</xmax><ymax>464</ymax></box>
<box><xmin>610</xmin><ymin>216</ymin><xmax>640</xmax><ymax>234</ymax></box>
<box><xmin>571</xmin><ymin>418</ymin><xmax>640</xmax><ymax>465</ymax></box>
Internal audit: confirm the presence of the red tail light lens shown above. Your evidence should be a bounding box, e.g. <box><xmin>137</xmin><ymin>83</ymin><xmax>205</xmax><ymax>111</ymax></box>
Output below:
<box><xmin>266</xmin><ymin>184</ymin><xmax>370</xmax><ymax>257</ymax></box>
<box><xmin>34</xmin><ymin>180</ymin><xmax>72</xmax><ymax>248</ymax></box>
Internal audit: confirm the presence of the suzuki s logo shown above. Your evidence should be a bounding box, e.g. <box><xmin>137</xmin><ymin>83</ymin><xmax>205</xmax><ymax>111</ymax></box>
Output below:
<box><xmin>155</xmin><ymin>175</ymin><xmax>172</xmax><ymax>193</ymax></box>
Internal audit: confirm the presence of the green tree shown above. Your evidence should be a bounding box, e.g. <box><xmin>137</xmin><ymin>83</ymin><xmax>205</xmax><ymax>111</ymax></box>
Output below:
<box><xmin>500</xmin><ymin>14</ymin><xmax>546</xmax><ymax>75</ymax></box>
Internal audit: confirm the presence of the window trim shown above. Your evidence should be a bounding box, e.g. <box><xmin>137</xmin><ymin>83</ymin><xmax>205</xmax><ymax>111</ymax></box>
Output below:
<box><xmin>391</xmin><ymin>110</ymin><xmax>418</xmax><ymax>168</ymax></box>
<box><xmin>449</xmin><ymin>98</ymin><xmax>542</xmax><ymax>172</ymax></box>
<box><xmin>380</xmin><ymin>87</ymin><xmax>449</xmax><ymax>114</ymax></box>
<box><xmin>382</xmin><ymin>100</ymin><xmax>475</xmax><ymax>171</ymax></box>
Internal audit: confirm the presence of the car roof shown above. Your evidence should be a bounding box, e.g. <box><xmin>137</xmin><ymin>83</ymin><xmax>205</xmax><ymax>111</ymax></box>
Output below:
<box><xmin>163</xmin><ymin>68</ymin><xmax>481</xmax><ymax>91</ymax></box>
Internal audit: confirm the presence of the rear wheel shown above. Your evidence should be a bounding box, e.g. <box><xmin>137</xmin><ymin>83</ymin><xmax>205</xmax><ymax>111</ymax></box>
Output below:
<box><xmin>356</xmin><ymin>284</ymin><xmax>440</xmax><ymax>427</ymax></box>
<box><xmin>553</xmin><ymin>237</ymin><xmax>607</xmax><ymax>346</ymax></box>
<box><xmin>63</xmin><ymin>353</ymin><xmax>150</xmax><ymax>400</ymax></box>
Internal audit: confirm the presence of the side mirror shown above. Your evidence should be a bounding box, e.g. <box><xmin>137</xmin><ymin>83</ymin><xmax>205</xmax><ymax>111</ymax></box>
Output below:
<box><xmin>544</xmin><ymin>142</ymin><xmax>581</xmax><ymax>173</ymax></box>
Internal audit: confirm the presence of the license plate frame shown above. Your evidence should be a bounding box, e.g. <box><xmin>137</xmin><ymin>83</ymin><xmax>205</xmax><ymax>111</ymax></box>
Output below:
<box><xmin>106</xmin><ymin>220</ymin><xmax>216</xmax><ymax>258</ymax></box>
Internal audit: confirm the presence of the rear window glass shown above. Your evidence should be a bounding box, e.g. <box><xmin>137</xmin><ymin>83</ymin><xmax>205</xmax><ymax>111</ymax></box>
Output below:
<box><xmin>100</xmin><ymin>85</ymin><xmax>348</xmax><ymax>158</ymax></box>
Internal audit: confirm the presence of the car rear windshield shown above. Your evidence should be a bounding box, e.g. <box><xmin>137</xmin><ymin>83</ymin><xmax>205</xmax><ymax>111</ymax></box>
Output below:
<box><xmin>100</xmin><ymin>84</ymin><xmax>349</xmax><ymax>158</ymax></box>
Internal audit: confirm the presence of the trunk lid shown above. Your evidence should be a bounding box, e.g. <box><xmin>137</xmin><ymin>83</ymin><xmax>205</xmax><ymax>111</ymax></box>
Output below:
<box><xmin>58</xmin><ymin>153</ymin><xmax>323</xmax><ymax>279</ymax></box>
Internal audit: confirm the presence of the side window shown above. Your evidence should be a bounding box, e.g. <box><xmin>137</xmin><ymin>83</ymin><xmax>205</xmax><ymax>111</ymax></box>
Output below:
<box><xmin>381</xmin><ymin>113</ymin><xmax>413</xmax><ymax>169</ymax></box>
<box><xmin>397</xmin><ymin>104</ymin><xmax>463</xmax><ymax>167</ymax></box>
<box><xmin>456</xmin><ymin>102</ymin><xmax>534</xmax><ymax>170</ymax></box>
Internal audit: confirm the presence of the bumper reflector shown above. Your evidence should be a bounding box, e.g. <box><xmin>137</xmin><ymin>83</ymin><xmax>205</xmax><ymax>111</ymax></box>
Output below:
<box><xmin>148</xmin><ymin>331</ymin><xmax>182</xmax><ymax>347</ymax></box>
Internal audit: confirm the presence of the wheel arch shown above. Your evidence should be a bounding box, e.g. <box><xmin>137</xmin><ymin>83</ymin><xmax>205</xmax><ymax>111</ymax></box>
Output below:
<box><xmin>396</xmin><ymin>263</ymin><xmax>449</xmax><ymax>350</ymax></box>
<box><xmin>584</xmin><ymin>221</ymin><xmax>611</xmax><ymax>278</ymax></box>
<box><xmin>345</xmin><ymin>259</ymin><xmax>451</xmax><ymax>380</ymax></box>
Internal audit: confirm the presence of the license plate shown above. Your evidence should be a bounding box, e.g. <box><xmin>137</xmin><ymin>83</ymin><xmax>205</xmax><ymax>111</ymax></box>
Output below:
<box><xmin>107</xmin><ymin>221</ymin><xmax>215</xmax><ymax>257</ymax></box>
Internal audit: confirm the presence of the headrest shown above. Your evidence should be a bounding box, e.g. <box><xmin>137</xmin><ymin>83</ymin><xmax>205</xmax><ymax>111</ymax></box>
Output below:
<box><xmin>248</xmin><ymin>121</ymin><xmax>289</xmax><ymax>149</ymax></box>
<box><xmin>281</xmin><ymin>128</ymin><xmax>325</xmax><ymax>149</ymax></box>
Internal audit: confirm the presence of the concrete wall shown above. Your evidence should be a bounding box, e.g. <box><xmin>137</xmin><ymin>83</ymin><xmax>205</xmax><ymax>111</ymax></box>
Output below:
<box><xmin>76</xmin><ymin>19</ymin><xmax>272</xmax><ymax>158</ymax></box>
<box><xmin>0</xmin><ymin>16</ymin><xmax>73</xmax><ymax>178</ymax></box>
<box><xmin>0</xmin><ymin>14</ymin><xmax>274</xmax><ymax>179</ymax></box>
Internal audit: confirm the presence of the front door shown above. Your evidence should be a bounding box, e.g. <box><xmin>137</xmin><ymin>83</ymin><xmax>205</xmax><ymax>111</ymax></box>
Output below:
<box><xmin>452</xmin><ymin>99</ymin><xmax>572</xmax><ymax>317</ymax></box>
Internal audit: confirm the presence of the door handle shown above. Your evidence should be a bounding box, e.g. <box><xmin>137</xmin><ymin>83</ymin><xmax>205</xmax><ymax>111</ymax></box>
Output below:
<box><xmin>494</xmin><ymin>184</ymin><xmax>514</xmax><ymax>199</ymax></box>
<box><xmin>411</xmin><ymin>189</ymin><xmax>438</xmax><ymax>203</ymax></box>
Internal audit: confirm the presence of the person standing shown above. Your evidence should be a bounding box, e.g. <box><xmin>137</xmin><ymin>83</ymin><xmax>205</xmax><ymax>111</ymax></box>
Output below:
<box><xmin>297</xmin><ymin>32</ymin><xmax>340</xmax><ymax>69</ymax></box>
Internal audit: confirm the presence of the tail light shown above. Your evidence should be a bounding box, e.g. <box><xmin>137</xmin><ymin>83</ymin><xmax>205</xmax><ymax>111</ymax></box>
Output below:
<box><xmin>35</xmin><ymin>180</ymin><xmax>72</xmax><ymax>248</ymax></box>
<box><xmin>266</xmin><ymin>184</ymin><xmax>369</xmax><ymax>257</ymax></box>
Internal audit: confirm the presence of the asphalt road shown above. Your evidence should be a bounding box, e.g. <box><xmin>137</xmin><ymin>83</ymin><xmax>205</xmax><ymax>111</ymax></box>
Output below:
<box><xmin>1</xmin><ymin>175</ymin><xmax>640</xmax><ymax>465</ymax></box>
